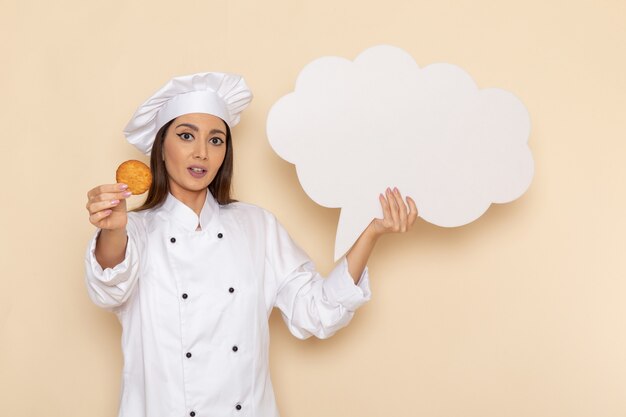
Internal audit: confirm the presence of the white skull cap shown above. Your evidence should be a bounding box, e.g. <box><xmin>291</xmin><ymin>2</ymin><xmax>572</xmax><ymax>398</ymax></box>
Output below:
<box><xmin>123</xmin><ymin>72</ymin><xmax>253</xmax><ymax>154</ymax></box>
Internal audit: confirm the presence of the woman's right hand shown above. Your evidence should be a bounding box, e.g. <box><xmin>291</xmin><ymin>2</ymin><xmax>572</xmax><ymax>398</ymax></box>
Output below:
<box><xmin>86</xmin><ymin>183</ymin><xmax>132</xmax><ymax>230</ymax></box>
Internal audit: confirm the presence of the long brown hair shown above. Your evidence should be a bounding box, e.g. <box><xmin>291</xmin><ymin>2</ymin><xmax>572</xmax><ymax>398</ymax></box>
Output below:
<box><xmin>134</xmin><ymin>118</ymin><xmax>236</xmax><ymax>212</ymax></box>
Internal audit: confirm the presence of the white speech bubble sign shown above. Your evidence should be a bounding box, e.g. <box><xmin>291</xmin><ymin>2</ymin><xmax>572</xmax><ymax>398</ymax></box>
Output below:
<box><xmin>267</xmin><ymin>45</ymin><xmax>534</xmax><ymax>261</ymax></box>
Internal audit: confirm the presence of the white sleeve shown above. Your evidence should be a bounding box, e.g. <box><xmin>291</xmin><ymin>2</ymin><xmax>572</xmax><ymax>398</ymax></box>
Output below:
<box><xmin>83</xmin><ymin>216</ymin><xmax>142</xmax><ymax>311</ymax></box>
<box><xmin>266</xmin><ymin>213</ymin><xmax>371</xmax><ymax>340</ymax></box>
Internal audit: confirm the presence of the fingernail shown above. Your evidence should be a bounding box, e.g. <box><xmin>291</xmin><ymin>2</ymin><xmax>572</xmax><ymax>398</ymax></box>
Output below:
<box><xmin>119</xmin><ymin>183</ymin><xmax>129</xmax><ymax>190</ymax></box>
<box><xmin>123</xmin><ymin>191</ymin><xmax>132</xmax><ymax>197</ymax></box>
<box><xmin>386</xmin><ymin>187</ymin><xmax>391</xmax><ymax>193</ymax></box>
<box><xmin>111</xmin><ymin>199</ymin><xmax>120</xmax><ymax>205</ymax></box>
<box><xmin>394</xmin><ymin>187</ymin><xmax>399</xmax><ymax>193</ymax></box>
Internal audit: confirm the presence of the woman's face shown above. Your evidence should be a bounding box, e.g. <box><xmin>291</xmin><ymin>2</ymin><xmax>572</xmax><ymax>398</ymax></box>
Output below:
<box><xmin>162</xmin><ymin>113</ymin><xmax>228</xmax><ymax>199</ymax></box>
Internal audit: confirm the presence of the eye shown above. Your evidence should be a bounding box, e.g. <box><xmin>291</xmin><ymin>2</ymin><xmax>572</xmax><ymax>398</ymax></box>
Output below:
<box><xmin>177</xmin><ymin>132</ymin><xmax>194</xmax><ymax>141</ymax></box>
<box><xmin>210</xmin><ymin>137</ymin><xmax>225</xmax><ymax>145</ymax></box>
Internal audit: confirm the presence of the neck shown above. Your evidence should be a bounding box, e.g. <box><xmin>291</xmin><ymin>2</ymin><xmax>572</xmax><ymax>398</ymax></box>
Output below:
<box><xmin>169</xmin><ymin>186</ymin><xmax>208</xmax><ymax>216</ymax></box>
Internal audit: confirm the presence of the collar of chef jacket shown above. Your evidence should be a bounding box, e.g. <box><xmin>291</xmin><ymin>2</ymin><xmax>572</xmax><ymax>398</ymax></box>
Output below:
<box><xmin>160</xmin><ymin>191</ymin><xmax>219</xmax><ymax>231</ymax></box>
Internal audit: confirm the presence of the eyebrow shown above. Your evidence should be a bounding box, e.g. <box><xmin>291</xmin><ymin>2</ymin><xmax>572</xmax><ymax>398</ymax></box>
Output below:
<box><xmin>175</xmin><ymin>123</ymin><xmax>226</xmax><ymax>136</ymax></box>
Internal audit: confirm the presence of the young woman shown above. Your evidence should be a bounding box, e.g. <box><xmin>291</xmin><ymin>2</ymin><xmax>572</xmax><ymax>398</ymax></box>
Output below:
<box><xmin>85</xmin><ymin>72</ymin><xmax>417</xmax><ymax>417</ymax></box>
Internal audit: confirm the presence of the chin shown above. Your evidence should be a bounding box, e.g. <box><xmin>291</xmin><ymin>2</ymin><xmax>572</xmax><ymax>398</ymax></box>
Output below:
<box><xmin>188</xmin><ymin>183</ymin><xmax>211</xmax><ymax>192</ymax></box>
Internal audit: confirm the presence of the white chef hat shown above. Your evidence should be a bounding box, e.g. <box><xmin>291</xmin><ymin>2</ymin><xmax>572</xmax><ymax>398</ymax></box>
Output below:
<box><xmin>123</xmin><ymin>72</ymin><xmax>253</xmax><ymax>154</ymax></box>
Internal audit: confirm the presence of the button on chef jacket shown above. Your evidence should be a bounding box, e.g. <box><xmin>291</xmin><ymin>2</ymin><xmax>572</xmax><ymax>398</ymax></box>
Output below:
<box><xmin>84</xmin><ymin>191</ymin><xmax>371</xmax><ymax>417</ymax></box>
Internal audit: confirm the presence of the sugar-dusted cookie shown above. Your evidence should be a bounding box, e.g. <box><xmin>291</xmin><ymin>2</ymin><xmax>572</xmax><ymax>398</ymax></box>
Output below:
<box><xmin>116</xmin><ymin>160</ymin><xmax>152</xmax><ymax>195</ymax></box>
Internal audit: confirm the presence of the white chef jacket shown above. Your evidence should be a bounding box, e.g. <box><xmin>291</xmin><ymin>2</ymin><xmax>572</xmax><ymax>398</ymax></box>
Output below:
<box><xmin>84</xmin><ymin>191</ymin><xmax>371</xmax><ymax>417</ymax></box>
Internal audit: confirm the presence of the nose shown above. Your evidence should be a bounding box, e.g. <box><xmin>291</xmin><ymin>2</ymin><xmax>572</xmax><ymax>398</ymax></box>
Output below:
<box><xmin>193</xmin><ymin>141</ymin><xmax>208</xmax><ymax>160</ymax></box>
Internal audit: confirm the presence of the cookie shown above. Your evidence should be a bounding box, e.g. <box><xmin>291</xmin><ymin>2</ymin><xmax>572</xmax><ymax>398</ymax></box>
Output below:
<box><xmin>116</xmin><ymin>160</ymin><xmax>152</xmax><ymax>195</ymax></box>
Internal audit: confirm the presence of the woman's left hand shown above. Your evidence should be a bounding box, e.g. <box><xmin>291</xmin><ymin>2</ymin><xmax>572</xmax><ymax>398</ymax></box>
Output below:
<box><xmin>345</xmin><ymin>187</ymin><xmax>418</xmax><ymax>282</ymax></box>
<box><xmin>366</xmin><ymin>187</ymin><xmax>418</xmax><ymax>238</ymax></box>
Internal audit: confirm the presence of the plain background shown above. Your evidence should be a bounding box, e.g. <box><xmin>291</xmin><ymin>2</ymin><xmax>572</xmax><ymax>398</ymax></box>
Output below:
<box><xmin>1</xmin><ymin>0</ymin><xmax>625</xmax><ymax>416</ymax></box>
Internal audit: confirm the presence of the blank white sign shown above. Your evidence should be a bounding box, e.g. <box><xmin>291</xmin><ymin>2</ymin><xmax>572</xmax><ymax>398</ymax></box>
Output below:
<box><xmin>267</xmin><ymin>45</ymin><xmax>534</xmax><ymax>260</ymax></box>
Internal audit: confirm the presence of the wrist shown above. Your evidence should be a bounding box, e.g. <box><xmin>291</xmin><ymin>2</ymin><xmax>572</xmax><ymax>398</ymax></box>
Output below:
<box><xmin>99</xmin><ymin>227</ymin><xmax>127</xmax><ymax>241</ymax></box>
<box><xmin>361</xmin><ymin>223</ymin><xmax>382</xmax><ymax>243</ymax></box>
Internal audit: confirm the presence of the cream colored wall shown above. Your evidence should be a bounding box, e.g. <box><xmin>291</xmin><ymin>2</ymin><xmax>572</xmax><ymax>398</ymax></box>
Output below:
<box><xmin>1</xmin><ymin>0</ymin><xmax>625</xmax><ymax>415</ymax></box>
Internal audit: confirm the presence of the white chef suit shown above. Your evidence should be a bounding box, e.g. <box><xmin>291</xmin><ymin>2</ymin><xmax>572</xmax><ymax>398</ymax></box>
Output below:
<box><xmin>84</xmin><ymin>191</ymin><xmax>371</xmax><ymax>417</ymax></box>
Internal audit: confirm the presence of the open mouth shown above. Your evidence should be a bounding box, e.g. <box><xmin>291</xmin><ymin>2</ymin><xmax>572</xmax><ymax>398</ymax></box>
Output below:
<box><xmin>188</xmin><ymin>167</ymin><xmax>208</xmax><ymax>178</ymax></box>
